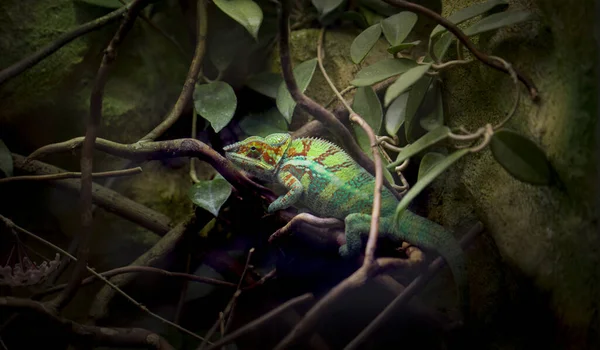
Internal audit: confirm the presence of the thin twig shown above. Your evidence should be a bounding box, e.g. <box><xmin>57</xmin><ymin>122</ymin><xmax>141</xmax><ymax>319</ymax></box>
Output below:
<box><xmin>383</xmin><ymin>0</ymin><xmax>538</xmax><ymax>100</ymax></box>
<box><xmin>278</xmin><ymin>0</ymin><xmax>401</xmax><ymax>200</ymax></box>
<box><xmin>432</xmin><ymin>59</ymin><xmax>473</xmax><ymax>70</ymax></box>
<box><xmin>343</xmin><ymin>222</ymin><xmax>484</xmax><ymax>350</ymax></box>
<box><xmin>0</xmin><ymin>6</ymin><xmax>130</xmax><ymax>85</ymax></box>
<box><xmin>205</xmin><ymin>294</ymin><xmax>314</xmax><ymax>350</ymax></box>
<box><xmin>0</xmin><ymin>167</ymin><xmax>142</xmax><ymax>184</ymax></box>
<box><xmin>223</xmin><ymin>248</ymin><xmax>255</xmax><ymax>333</ymax></box>
<box><xmin>198</xmin><ymin>291</ymin><xmax>241</xmax><ymax>350</ymax></box>
<box><xmin>491</xmin><ymin>56</ymin><xmax>521</xmax><ymax>130</ymax></box>
<box><xmin>140</xmin><ymin>0</ymin><xmax>208</xmax><ymax>142</ymax></box>
<box><xmin>50</xmin><ymin>0</ymin><xmax>152</xmax><ymax>312</ymax></box>
<box><xmin>190</xmin><ymin>111</ymin><xmax>201</xmax><ymax>183</ymax></box>
<box><xmin>0</xmin><ymin>215</ymin><xmax>208</xmax><ymax>343</ymax></box>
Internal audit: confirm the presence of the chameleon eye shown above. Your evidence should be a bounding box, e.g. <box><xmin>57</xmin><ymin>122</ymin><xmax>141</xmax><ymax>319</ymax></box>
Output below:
<box><xmin>250</xmin><ymin>146</ymin><xmax>257</xmax><ymax>151</ymax></box>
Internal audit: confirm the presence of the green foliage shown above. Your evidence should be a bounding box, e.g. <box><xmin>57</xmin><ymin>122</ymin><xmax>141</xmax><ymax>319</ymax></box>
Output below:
<box><xmin>246</xmin><ymin>72</ymin><xmax>283</xmax><ymax>99</ymax></box>
<box><xmin>358</xmin><ymin>6</ymin><xmax>384</xmax><ymax>26</ymax></box>
<box><xmin>312</xmin><ymin>0</ymin><xmax>345</xmax><ymax>17</ymax></box>
<box><xmin>350</xmin><ymin>24</ymin><xmax>382</xmax><ymax>64</ymax></box>
<box><xmin>387</xmin><ymin>41</ymin><xmax>421</xmax><ymax>54</ymax></box>
<box><xmin>394</xmin><ymin>149</ymin><xmax>469</xmax><ymax>221</ymax></box>
<box><xmin>418</xmin><ymin>152</ymin><xmax>446</xmax><ymax>180</ymax></box>
<box><xmin>0</xmin><ymin>139</ymin><xmax>13</xmax><ymax>178</ymax></box>
<box><xmin>490</xmin><ymin>129</ymin><xmax>553</xmax><ymax>185</ymax></box>
<box><xmin>213</xmin><ymin>0</ymin><xmax>263</xmax><ymax>40</ymax></box>
<box><xmin>384</xmin><ymin>92</ymin><xmax>409</xmax><ymax>136</ymax></box>
<box><xmin>352</xmin><ymin>86</ymin><xmax>383</xmax><ymax>155</ymax></box>
<box><xmin>351</xmin><ymin>58</ymin><xmax>417</xmax><ymax>86</ymax></box>
<box><xmin>193</xmin><ymin>82</ymin><xmax>237</xmax><ymax>133</ymax></box>
<box><xmin>384</xmin><ymin>63</ymin><xmax>431</xmax><ymax>107</ymax></box>
<box><xmin>188</xmin><ymin>174</ymin><xmax>233</xmax><ymax>216</ymax></box>
<box><xmin>404</xmin><ymin>76</ymin><xmax>433</xmax><ymax>142</ymax></box>
<box><xmin>380</xmin><ymin>12</ymin><xmax>417</xmax><ymax>46</ymax></box>
<box><xmin>276</xmin><ymin>58</ymin><xmax>318</xmax><ymax>123</ymax></box>
<box><xmin>239</xmin><ymin>108</ymin><xmax>289</xmax><ymax>137</ymax></box>
<box><xmin>464</xmin><ymin>10</ymin><xmax>531</xmax><ymax>36</ymax></box>
<box><xmin>419</xmin><ymin>82</ymin><xmax>444</xmax><ymax>131</ymax></box>
<box><xmin>430</xmin><ymin>0</ymin><xmax>508</xmax><ymax>38</ymax></box>
<box><xmin>340</xmin><ymin>11</ymin><xmax>369</xmax><ymax>29</ymax></box>
<box><xmin>388</xmin><ymin>126</ymin><xmax>450</xmax><ymax>169</ymax></box>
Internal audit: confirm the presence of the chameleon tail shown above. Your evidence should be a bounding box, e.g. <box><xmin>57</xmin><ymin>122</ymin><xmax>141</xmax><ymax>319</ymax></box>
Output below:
<box><xmin>395</xmin><ymin>210</ymin><xmax>469</xmax><ymax>323</ymax></box>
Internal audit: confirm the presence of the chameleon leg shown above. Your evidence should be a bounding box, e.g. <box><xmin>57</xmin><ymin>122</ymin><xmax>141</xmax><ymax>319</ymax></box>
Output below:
<box><xmin>269</xmin><ymin>213</ymin><xmax>344</xmax><ymax>242</ymax></box>
<box><xmin>339</xmin><ymin>213</ymin><xmax>399</xmax><ymax>257</ymax></box>
<box><xmin>268</xmin><ymin>171</ymin><xmax>304</xmax><ymax>213</ymax></box>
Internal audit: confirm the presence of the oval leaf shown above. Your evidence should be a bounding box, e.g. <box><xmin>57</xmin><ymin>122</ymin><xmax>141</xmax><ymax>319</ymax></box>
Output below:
<box><xmin>385</xmin><ymin>91</ymin><xmax>409</xmax><ymax>136</ymax></box>
<box><xmin>419</xmin><ymin>83</ymin><xmax>444</xmax><ymax>131</ymax></box>
<box><xmin>404</xmin><ymin>76</ymin><xmax>433</xmax><ymax>142</ymax></box>
<box><xmin>194</xmin><ymin>82</ymin><xmax>237</xmax><ymax>133</ymax></box>
<box><xmin>387</xmin><ymin>40</ymin><xmax>421</xmax><ymax>54</ymax></box>
<box><xmin>464</xmin><ymin>10</ymin><xmax>531</xmax><ymax>37</ymax></box>
<box><xmin>381</xmin><ymin>11</ymin><xmax>418</xmax><ymax>46</ymax></box>
<box><xmin>312</xmin><ymin>0</ymin><xmax>345</xmax><ymax>17</ymax></box>
<box><xmin>358</xmin><ymin>6</ymin><xmax>384</xmax><ymax>26</ymax></box>
<box><xmin>239</xmin><ymin>108</ymin><xmax>288</xmax><ymax>137</ymax></box>
<box><xmin>432</xmin><ymin>32</ymin><xmax>454</xmax><ymax>61</ymax></box>
<box><xmin>384</xmin><ymin>63</ymin><xmax>431</xmax><ymax>107</ymax></box>
<box><xmin>394</xmin><ymin>149</ymin><xmax>469</xmax><ymax>220</ymax></box>
<box><xmin>388</xmin><ymin>125</ymin><xmax>450</xmax><ymax>169</ymax></box>
<box><xmin>351</xmin><ymin>24</ymin><xmax>383</xmax><ymax>64</ymax></box>
<box><xmin>213</xmin><ymin>0</ymin><xmax>263</xmax><ymax>40</ymax></box>
<box><xmin>246</xmin><ymin>72</ymin><xmax>283</xmax><ymax>99</ymax></box>
<box><xmin>490</xmin><ymin>129</ymin><xmax>552</xmax><ymax>185</ymax></box>
<box><xmin>418</xmin><ymin>152</ymin><xmax>446</xmax><ymax>180</ymax></box>
<box><xmin>276</xmin><ymin>58</ymin><xmax>318</xmax><ymax>123</ymax></box>
<box><xmin>340</xmin><ymin>11</ymin><xmax>369</xmax><ymax>29</ymax></box>
<box><xmin>0</xmin><ymin>139</ymin><xmax>13</xmax><ymax>178</ymax></box>
<box><xmin>352</xmin><ymin>86</ymin><xmax>383</xmax><ymax>155</ymax></box>
<box><xmin>430</xmin><ymin>0</ymin><xmax>508</xmax><ymax>38</ymax></box>
<box><xmin>188</xmin><ymin>175</ymin><xmax>233</xmax><ymax>216</ymax></box>
<box><xmin>351</xmin><ymin>58</ymin><xmax>417</xmax><ymax>87</ymax></box>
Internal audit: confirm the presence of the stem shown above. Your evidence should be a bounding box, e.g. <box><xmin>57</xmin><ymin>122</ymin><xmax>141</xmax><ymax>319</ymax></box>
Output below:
<box><xmin>0</xmin><ymin>167</ymin><xmax>142</xmax><ymax>184</ymax></box>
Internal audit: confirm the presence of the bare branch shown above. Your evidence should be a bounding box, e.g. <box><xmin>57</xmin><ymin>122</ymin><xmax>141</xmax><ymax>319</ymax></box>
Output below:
<box><xmin>0</xmin><ymin>167</ymin><xmax>142</xmax><ymax>184</ymax></box>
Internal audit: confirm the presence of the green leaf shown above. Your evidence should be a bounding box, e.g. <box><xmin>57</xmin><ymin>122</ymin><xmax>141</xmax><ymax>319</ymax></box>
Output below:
<box><xmin>194</xmin><ymin>82</ymin><xmax>237</xmax><ymax>133</ymax></box>
<box><xmin>276</xmin><ymin>58</ymin><xmax>318</xmax><ymax>123</ymax></box>
<box><xmin>394</xmin><ymin>149</ymin><xmax>469</xmax><ymax>220</ymax></box>
<box><xmin>351</xmin><ymin>58</ymin><xmax>417</xmax><ymax>87</ymax></box>
<box><xmin>419</xmin><ymin>83</ymin><xmax>444</xmax><ymax>131</ymax></box>
<box><xmin>208</xmin><ymin>24</ymin><xmax>249</xmax><ymax>72</ymax></box>
<box><xmin>312</xmin><ymin>0</ymin><xmax>345</xmax><ymax>17</ymax></box>
<box><xmin>418</xmin><ymin>152</ymin><xmax>446</xmax><ymax>180</ymax></box>
<box><xmin>464</xmin><ymin>10</ymin><xmax>531</xmax><ymax>36</ymax></box>
<box><xmin>213</xmin><ymin>0</ymin><xmax>263</xmax><ymax>40</ymax></box>
<box><xmin>358</xmin><ymin>0</ymin><xmax>400</xmax><ymax>17</ymax></box>
<box><xmin>352</xmin><ymin>86</ymin><xmax>383</xmax><ymax>156</ymax></box>
<box><xmin>432</xmin><ymin>32</ymin><xmax>454</xmax><ymax>61</ymax></box>
<box><xmin>430</xmin><ymin>0</ymin><xmax>508</xmax><ymax>38</ymax></box>
<box><xmin>490</xmin><ymin>129</ymin><xmax>552</xmax><ymax>185</ymax></box>
<box><xmin>385</xmin><ymin>91</ymin><xmax>409</xmax><ymax>136</ymax></box>
<box><xmin>387</xmin><ymin>40</ymin><xmax>421</xmax><ymax>54</ymax></box>
<box><xmin>358</xmin><ymin>6</ymin><xmax>384</xmax><ymax>26</ymax></box>
<box><xmin>188</xmin><ymin>174</ymin><xmax>233</xmax><ymax>216</ymax></box>
<box><xmin>239</xmin><ymin>108</ymin><xmax>288</xmax><ymax>137</ymax></box>
<box><xmin>75</xmin><ymin>0</ymin><xmax>125</xmax><ymax>8</ymax></box>
<box><xmin>0</xmin><ymin>139</ymin><xmax>13</xmax><ymax>178</ymax></box>
<box><xmin>404</xmin><ymin>76</ymin><xmax>433</xmax><ymax>142</ymax></box>
<box><xmin>350</xmin><ymin>24</ymin><xmax>383</xmax><ymax>64</ymax></box>
<box><xmin>246</xmin><ymin>72</ymin><xmax>282</xmax><ymax>99</ymax></box>
<box><xmin>384</xmin><ymin>63</ymin><xmax>431</xmax><ymax>107</ymax></box>
<box><xmin>380</xmin><ymin>12</ymin><xmax>417</xmax><ymax>46</ymax></box>
<box><xmin>388</xmin><ymin>125</ymin><xmax>450</xmax><ymax>169</ymax></box>
<box><xmin>340</xmin><ymin>11</ymin><xmax>369</xmax><ymax>29</ymax></box>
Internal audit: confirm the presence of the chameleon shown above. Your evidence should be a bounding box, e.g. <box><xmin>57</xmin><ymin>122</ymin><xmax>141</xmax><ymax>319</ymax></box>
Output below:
<box><xmin>224</xmin><ymin>133</ymin><xmax>468</xmax><ymax>320</ymax></box>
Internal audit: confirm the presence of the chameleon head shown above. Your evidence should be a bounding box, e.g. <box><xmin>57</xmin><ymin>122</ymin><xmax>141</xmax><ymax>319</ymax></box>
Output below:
<box><xmin>223</xmin><ymin>133</ymin><xmax>292</xmax><ymax>180</ymax></box>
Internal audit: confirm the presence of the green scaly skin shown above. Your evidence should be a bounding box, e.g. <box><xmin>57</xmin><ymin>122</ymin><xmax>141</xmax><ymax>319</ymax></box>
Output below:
<box><xmin>224</xmin><ymin>133</ymin><xmax>468</xmax><ymax>320</ymax></box>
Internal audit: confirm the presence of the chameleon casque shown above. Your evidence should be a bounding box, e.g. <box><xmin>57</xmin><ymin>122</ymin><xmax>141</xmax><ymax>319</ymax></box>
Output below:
<box><xmin>224</xmin><ymin>133</ymin><xmax>468</xmax><ymax>319</ymax></box>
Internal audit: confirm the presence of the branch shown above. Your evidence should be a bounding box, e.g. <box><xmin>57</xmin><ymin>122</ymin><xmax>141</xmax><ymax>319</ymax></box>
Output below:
<box><xmin>344</xmin><ymin>222</ymin><xmax>484</xmax><ymax>350</ymax></box>
<box><xmin>383</xmin><ymin>0</ymin><xmax>538</xmax><ymax>100</ymax></box>
<box><xmin>0</xmin><ymin>297</ymin><xmax>174</xmax><ymax>350</ymax></box>
<box><xmin>51</xmin><ymin>0</ymin><xmax>152</xmax><ymax>311</ymax></box>
<box><xmin>0</xmin><ymin>167</ymin><xmax>142</xmax><ymax>184</ymax></box>
<box><xmin>12</xmin><ymin>154</ymin><xmax>172</xmax><ymax>235</ymax></box>
<box><xmin>278</xmin><ymin>0</ymin><xmax>401</xmax><ymax>200</ymax></box>
<box><xmin>0</xmin><ymin>6</ymin><xmax>129</xmax><ymax>85</ymax></box>
<box><xmin>205</xmin><ymin>293</ymin><xmax>314</xmax><ymax>350</ymax></box>
<box><xmin>139</xmin><ymin>0</ymin><xmax>208</xmax><ymax>142</ymax></box>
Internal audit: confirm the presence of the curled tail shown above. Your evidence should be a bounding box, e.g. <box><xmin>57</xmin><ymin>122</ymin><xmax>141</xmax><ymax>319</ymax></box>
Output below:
<box><xmin>396</xmin><ymin>210</ymin><xmax>469</xmax><ymax>323</ymax></box>
<box><xmin>340</xmin><ymin>211</ymin><xmax>469</xmax><ymax>323</ymax></box>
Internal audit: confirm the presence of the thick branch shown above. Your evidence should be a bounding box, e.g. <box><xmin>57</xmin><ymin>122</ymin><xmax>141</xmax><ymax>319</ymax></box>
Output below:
<box><xmin>278</xmin><ymin>0</ymin><xmax>401</xmax><ymax>200</ymax></box>
<box><xmin>0</xmin><ymin>297</ymin><xmax>174</xmax><ymax>349</ymax></box>
<box><xmin>383</xmin><ymin>0</ymin><xmax>538</xmax><ymax>100</ymax></box>
<box><xmin>139</xmin><ymin>0</ymin><xmax>208</xmax><ymax>142</ymax></box>
<box><xmin>52</xmin><ymin>0</ymin><xmax>152</xmax><ymax>311</ymax></box>
<box><xmin>0</xmin><ymin>6</ymin><xmax>129</xmax><ymax>85</ymax></box>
